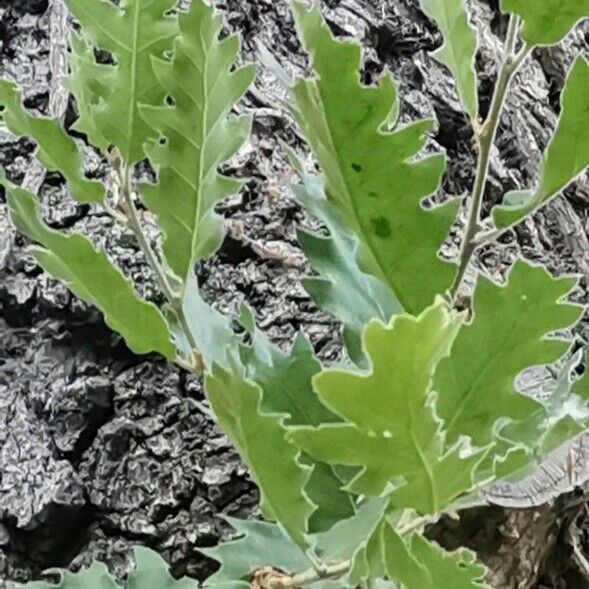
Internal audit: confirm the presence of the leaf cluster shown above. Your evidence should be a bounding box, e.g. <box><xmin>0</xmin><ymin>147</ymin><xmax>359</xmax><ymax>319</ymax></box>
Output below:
<box><xmin>4</xmin><ymin>0</ymin><xmax>589</xmax><ymax>588</ymax></box>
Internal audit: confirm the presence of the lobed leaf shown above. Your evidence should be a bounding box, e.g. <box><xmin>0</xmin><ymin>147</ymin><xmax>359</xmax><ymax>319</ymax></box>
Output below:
<box><xmin>291</xmin><ymin>2</ymin><xmax>458</xmax><ymax>314</ymax></box>
<box><xmin>65</xmin><ymin>0</ymin><xmax>178</xmax><ymax>164</ymax></box>
<box><xmin>18</xmin><ymin>548</ymin><xmax>197</xmax><ymax>589</ymax></box>
<box><xmin>4</xmin><ymin>179</ymin><xmax>175</xmax><ymax>360</ymax></box>
<box><xmin>204</xmin><ymin>364</ymin><xmax>314</xmax><ymax>550</ymax></box>
<box><xmin>381</xmin><ymin>525</ymin><xmax>490</xmax><ymax>589</ymax></box>
<box><xmin>294</xmin><ymin>174</ymin><xmax>401</xmax><ymax>366</ymax></box>
<box><xmin>418</xmin><ymin>0</ymin><xmax>479</xmax><ymax>121</ymax></box>
<box><xmin>67</xmin><ymin>32</ymin><xmax>114</xmax><ymax>153</ymax></box>
<box><xmin>141</xmin><ymin>0</ymin><xmax>254</xmax><ymax>280</ymax></box>
<box><xmin>290</xmin><ymin>303</ymin><xmax>484</xmax><ymax>513</ymax></box>
<box><xmin>493</xmin><ymin>57</ymin><xmax>589</xmax><ymax>229</ymax></box>
<box><xmin>501</xmin><ymin>0</ymin><xmax>589</xmax><ymax>46</ymax></box>
<box><xmin>201</xmin><ymin>518</ymin><xmax>309</xmax><ymax>587</ymax></box>
<box><xmin>0</xmin><ymin>81</ymin><xmax>104</xmax><ymax>203</ymax></box>
<box><xmin>434</xmin><ymin>260</ymin><xmax>582</xmax><ymax>447</ymax></box>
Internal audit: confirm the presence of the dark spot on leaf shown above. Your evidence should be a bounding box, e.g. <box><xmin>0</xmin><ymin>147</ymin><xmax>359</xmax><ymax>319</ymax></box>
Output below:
<box><xmin>370</xmin><ymin>216</ymin><xmax>392</xmax><ymax>238</ymax></box>
<box><xmin>351</xmin><ymin>163</ymin><xmax>363</xmax><ymax>173</ymax></box>
<box><xmin>368</xmin><ymin>191</ymin><xmax>378</xmax><ymax>199</ymax></box>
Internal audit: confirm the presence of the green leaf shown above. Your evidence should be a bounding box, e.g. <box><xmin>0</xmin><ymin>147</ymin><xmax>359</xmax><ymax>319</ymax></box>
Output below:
<box><xmin>238</xmin><ymin>305</ymin><xmax>338</xmax><ymax>426</ymax></box>
<box><xmin>67</xmin><ymin>32</ymin><xmax>114</xmax><ymax>153</ymax></box>
<box><xmin>140</xmin><ymin>0</ymin><xmax>254</xmax><ymax>279</ymax></box>
<box><xmin>290</xmin><ymin>303</ymin><xmax>483</xmax><ymax>513</ymax></box>
<box><xmin>17</xmin><ymin>563</ymin><xmax>119</xmax><ymax>589</ymax></box>
<box><xmin>294</xmin><ymin>175</ymin><xmax>401</xmax><ymax>366</ymax></box>
<box><xmin>237</xmin><ymin>305</ymin><xmax>354</xmax><ymax>533</ymax></box>
<box><xmin>18</xmin><ymin>548</ymin><xmax>197</xmax><ymax>589</ymax></box>
<box><xmin>127</xmin><ymin>547</ymin><xmax>198</xmax><ymax>589</ymax></box>
<box><xmin>381</xmin><ymin>525</ymin><xmax>490</xmax><ymax>589</ymax></box>
<box><xmin>0</xmin><ymin>81</ymin><xmax>104</xmax><ymax>204</ymax></box>
<box><xmin>291</xmin><ymin>2</ymin><xmax>458</xmax><ymax>314</ymax></box>
<box><xmin>182</xmin><ymin>270</ymin><xmax>238</xmax><ymax>368</ymax></box>
<box><xmin>201</xmin><ymin>518</ymin><xmax>309</xmax><ymax>587</ymax></box>
<box><xmin>418</xmin><ymin>0</ymin><xmax>479</xmax><ymax>121</ymax></box>
<box><xmin>501</xmin><ymin>0</ymin><xmax>589</xmax><ymax>46</ymax></box>
<box><xmin>493</xmin><ymin>58</ymin><xmax>589</xmax><ymax>228</ymax></box>
<box><xmin>65</xmin><ymin>0</ymin><xmax>178</xmax><ymax>164</ymax></box>
<box><xmin>4</xmin><ymin>179</ymin><xmax>175</xmax><ymax>360</ymax></box>
<box><xmin>204</xmin><ymin>363</ymin><xmax>314</xmax><ymax>550</ymax></box>
<box><xmin>434</xmin><ymin>260</ymin><xmax>581</xmax><ymax>447</ymax></box>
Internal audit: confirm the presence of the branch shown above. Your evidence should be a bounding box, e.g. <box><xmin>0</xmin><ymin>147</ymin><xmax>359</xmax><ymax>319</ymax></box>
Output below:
<box><xmin>449</xmin><ymin>16</ymin><xmax>529</xmax><ymax>300</ymax></box>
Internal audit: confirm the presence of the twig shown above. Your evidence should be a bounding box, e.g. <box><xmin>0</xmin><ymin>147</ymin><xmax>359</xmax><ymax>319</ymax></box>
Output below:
<box><xmin>449</xmin><ymin>16</ymin><xmax>529</xmax><ymax>300</ymax></box>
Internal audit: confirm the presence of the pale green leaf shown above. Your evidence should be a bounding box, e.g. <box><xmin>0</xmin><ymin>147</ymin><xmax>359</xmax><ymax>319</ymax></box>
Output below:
<box><xmin>501</xmin><ymin>0</ymin><xmax>589</xmax><ymax>46</ymax></box>
<box><xmin>434</xmin><ymin>260</ymin><xmax>581</xmax><ymax>446</ymax></box>
<box><xmin>381</xmin><ymin>525</ymin><xmax>489</xmax><ymax>589</ymax></box>
<box><xmin>290</xmin><ymin>303</ymin><xmax>482</xmax><ymax>513</ymax></box>
<box><xmin>17</xmin><ymin>563</ymin><xmax>119</xmax><ymax>589</ymax></box>
<box><xmin>4</xmin><ymin>179</ymin><xmax>175</xmax><ymax>359</ymax></box>
<box><xmin>18</xmin><ymin>548</ymin><xmax>197</xmax><ymax>589</ymax></box>
<box><xmin>493</xmin><ymin>58</ymin><xmax>589</xmax><ymax>228</ymax></box>
<box><xmin>140</xmin><ymin>0</ymin><xmax>254</xmax><ymax>279</ymax></box>
<box><xmin>201</xmin><ymin>518</ymin><xmax>309</xmax><ymax>587</ymax></box>
<box><xmin>574</xmin><ymin>350</ymin><xmax>589</xmax><ymax>400</ymax></box>
<box><xmin>67</xmin><ymin>32</ymin><xmax>114</xmax><ymax>152</ymax></box>
<box><xmin>294</xmin><ymin>174</ymin><xmax>401</xmax><ymax>366</ymax></box>
<box><xmin>182</xmin><ymin>270</ymin><xmax>237</xmax><ymax>368</ymax></box>
<box><xmin>127</xmin><ymin>547</ymin><xmax>198</xmax><ymax>589</ymax></box>
<box><xmin>204</xmin><ymin>364</ymin><xmax>314</xmax><ymax>550</ymax></box>
<box><xmin>65</xmin><ymin>0</ymin><xmax>178</xmax><ymax>163</ymax></box>
<box><xmin>419</xmin><ymin>0</ymin><xmax>479</xmax><ymax>121</ymax></box>
<box><xmin>0</xmin><ymin>81</ymin><xmax>104</xmax><ymax>203</ymax></box>
<box><xmin>291</xmin><ymin>2</ymin><xmax>458</xmax><ymax>314</ymax></box>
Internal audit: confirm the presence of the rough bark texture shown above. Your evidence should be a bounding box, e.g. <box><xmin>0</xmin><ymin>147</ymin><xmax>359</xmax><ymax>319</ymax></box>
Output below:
<box><xmin>0</xmin><ymin>0</ymin><xmax>588</xmax><ymax>588</ymax></box>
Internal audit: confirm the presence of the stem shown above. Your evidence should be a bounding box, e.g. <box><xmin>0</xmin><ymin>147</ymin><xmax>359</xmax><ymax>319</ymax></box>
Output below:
<box><xmin>119</xmin><ymin>163</ymin><xmax>178</xmax><ymax>304</ymax></box>
<box><xmin>258</xmin><ymin>515</ymin><xmax>435</xmax><ymax>589</ymax></box>
<box><xmin>449</xmin><ymin>16</ymin><xmax>528</xmax><ymax>300</ymax></box>
<box><xmin>115</xmin><ymin>160</ymin><xmax>203</xmax><ymax>372</ymax></box>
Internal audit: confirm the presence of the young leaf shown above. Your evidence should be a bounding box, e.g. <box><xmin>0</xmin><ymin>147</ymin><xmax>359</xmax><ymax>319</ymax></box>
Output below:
<box><xmin>294</xmin><ymin>175</ymin><xmax>401</xmax><ymax>366</ymax></box>
<box><xmin>65</xmin><ymin>0</ymin><xmax>178</xmax><ymax>164</ymax></box>
<box><xmin>291</xmin><ymin>2</ymin><xmax>458</xmax><ymax>314</ymax></box>
<box><xmin>290</xmin><ymin>303</ymin><xmax>483</xmax><ymax>513</ymax></box>
<box><xmin>204</xmin><ymin>364</ymin><xmax>314</xmax><ymax>550</ymax></box>
<box><xmin>574</xmin><ymin>350</ymin><xmax>589</xmax><ymax>400</ymax></box>
<box><xmin>418</xmin><ymin>0</ymin><xmax>479</xmax><ymax>121</ymax></box>
<box><xmin>67</xmin><ymin>32</ymin><xmax>114</xmax><ymax>153</ymax></box>
<box><xmin>0</xmin><ymin>81</ymin><xmax>104</xmax><ymax>203</ymax></box>
<box><xmin>140</xmin><ymin>0</ymin><xmax>255</xmax><ymax>280</ymax></box>
<box><xmin>5</xmin><ymin>180</ymin><xmax>175</xmax><ymax>360</ymax></box>
<box><xmin>493</xmin><ymin>57</ymin><xmax>589</xmax><ymax>229</ymax></box>
<box><xmin>381</xmin><ymin>525</ymin><xmax>490</xmax><ymax>589</ymax></box>
<box><xmin>434</xmin><ymin>261</ymin><xmax>581</xmax><ymax>447</ymax></box>
<box><xmin>501</xmin><ymin>0</ymin><xmax>589</xmax><ymax>46</ymax></box>
<box><xmin>201</xmin><ymin>518</ymin><xmax>309</xmax><ymax>587</ymax></box>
